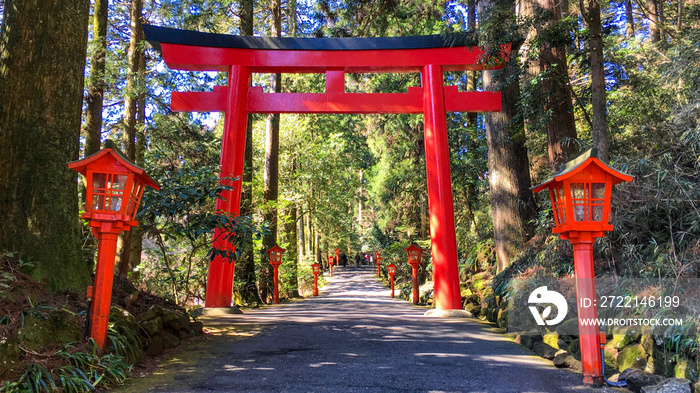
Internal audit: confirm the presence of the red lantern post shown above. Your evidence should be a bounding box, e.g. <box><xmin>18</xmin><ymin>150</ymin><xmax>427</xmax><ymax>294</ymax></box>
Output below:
<box><xmin>387</xmin><ymin>263</ymin><xmax>397</xmax><ymax>298</ymax></box>
<box><xmin>532</xmin><ymin>149</ymin><xmax>632</xmax><ymax>386</ymax></box>
<box><xmin>68</xmin><ymin>140</ymin><xmax>159</xmax><ymax>350</ymax></box>
<box><xmin>375</xmin><ymin>256</ymin><xmax>383</xmax><ymax>277</ymax></box>
<box><xmin>405</xmin><ymin>244</ymin><xmax>423</xmax><ymax>305</ymax></box>
<box><xmin>327</xmin><ymin>255</ymin><xmax>335</xmax><ymax>277</ymax></box>
<box><xmin>311</xmin><ymin>262</ymin><xmax>320</xmax><ymax>296</ymax></box>
<box><xmin>267</xmin><ymin>245</ymin><xmax>286</xmax><ymax>304</ymax></box>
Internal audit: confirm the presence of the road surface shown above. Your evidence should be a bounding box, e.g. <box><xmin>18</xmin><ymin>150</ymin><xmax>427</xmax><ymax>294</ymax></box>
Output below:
<box><xmin>115</xmin><ymin>265</ymin><xmax>608</xmax><ymax>393</ymax></box>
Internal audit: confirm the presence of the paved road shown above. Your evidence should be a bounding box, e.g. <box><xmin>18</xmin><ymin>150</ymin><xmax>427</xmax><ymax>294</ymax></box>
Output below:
<box><xmin>116</xmin><ymin>266</ymin><xmax>607</xmax><ymax>393</ymax></box>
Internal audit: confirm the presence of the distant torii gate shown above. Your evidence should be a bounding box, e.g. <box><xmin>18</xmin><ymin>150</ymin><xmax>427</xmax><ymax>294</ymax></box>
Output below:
<box><xmin>144</xmin><ymin>25</ymin><xmax>506</xmax><ymax>310</ymax></box>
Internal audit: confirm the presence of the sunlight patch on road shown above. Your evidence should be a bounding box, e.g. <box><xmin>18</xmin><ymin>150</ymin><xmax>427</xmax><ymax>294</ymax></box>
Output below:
<box><xmin>415</xmin><ymin>353</ymin><xmax>469</xmax><ymax>358</ymax></box>
<box><xmin>308</xmin><ymin>362</ymin><xmax>338</xmax><ymax>367</ymax></box>
<box><xmin>476</xmin><ymin>354</ymin><xmax>550</xmax><ymax>366</ymax></box>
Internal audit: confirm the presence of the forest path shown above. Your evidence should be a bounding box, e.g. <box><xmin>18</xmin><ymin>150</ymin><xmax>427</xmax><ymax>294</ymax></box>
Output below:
<box><xmin>113</xmin><ymin>265</ymin><xmax>608</xmax><ymax>393</ymax></box>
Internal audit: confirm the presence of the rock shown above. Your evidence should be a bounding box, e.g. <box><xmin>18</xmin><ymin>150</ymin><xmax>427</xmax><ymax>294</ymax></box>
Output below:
<box><xmin>694</xmin><ymin>381</ymin><xmax>700</xmax><ymax>393</ymax></box>
<box><xmin>140</xmin><ymin>316</ymin><xmax>163</xmax><ymax>337</ymax></box>
<box><xmin>620</xmin><ymin>368</ymin><xmax>665</xmax><ymax>392</ymax></box>
<box><xmin>568</xmin><ymin>338</ymin><xmax>581</xmax><ymax>360</ymax></box>
<box><xmin>161</xmin><ymin>331</ymin><xmax>181</xmax><ymax>350</ymax></box>
<box><xmin>145</xmin><ymin>334</ymin><xmax>164</xmax><ymax>356</ymax></box>
<box><xmin>676</xmin><ymin>359</ymin><xmax>689</xmax><ymax>380</ymax></box>
<box><xmin>619</xmin><ymin>344</ymin><xmax>649</xmax><ymax>372</ymax></box>
<box><xmin>555</xmin><ymin>319</ymin><xmax>579</xmax><ymax>340</ymax></box>
<box><xmin>552</xmin><ymin>350</ymin><xmax>582</xmax><ymax>372</ymax></box>
<box><xmin>642</xmin><ymin>334</ymin><xmax>655</xmax><ymax>354</ymax></box>
<box><xmin>190</xmin><ymin>306</ymin><xmax>243</xmax><ymax>318</ymax></box>
<box><xmin>604</xmin><ymin>346</ymin><xmax>619</xmax><ymax>370</ymax></box>
<box><xmin>515</xmin><ymin>334</ymin><xmax>541</xmax><ymax>350</ymax></box>
<box><xmin>139</xmin><ymin>304</ymin><xmax>165</xmax><ymax>322</ymax></box>
<box><xmin>496</xmin><ymin>308</ymin><xmax>508</xmax><ymax>329</ymax></box>
<box><xmin>17</xmin><ymin>308</ymin><xmax>82</xmax><ymax>351</ymax></box>
<box><xmin>464</xmin><ymin>303</ymin><xmax>481</xmax><ymax>317</ymax></box>
<box><xmin>424</xmin><ymin>309</ymin><xmax>473</xmax><ymax>318</ymax></box>
<box><xmin>543</xmin><ymin>332</ymin><xmax>560</xmax><ymax>350</ymax></box>
<box><xmin>641</xmin><ymin>378</ymin><xmax>692</xmax><ymax>393</ymax></box>
<box><xmin>110</xmin><ymin>306</ymin><xmax>138</xmax><ymax>332</ymax></box>
<box><xmin>161</xmin><ymin>308</ymin><xmax>188</xmax><ymax>331</ymax></box>
<box><xmin>654</xmin><ymin>348</ymin><xmax>678</xmax><ymax>377</ymax></box>
<box><xmin>533</xmin><ymin>341</ymin><xmax>558</xmax><ymax>359</ymax></box>
<box><xmin>190</xmin><ymin>321</ymin><xmax>204</xmax><ymax>335</ymax></box>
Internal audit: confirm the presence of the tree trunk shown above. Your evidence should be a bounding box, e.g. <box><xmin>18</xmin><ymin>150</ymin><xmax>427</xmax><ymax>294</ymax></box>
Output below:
<box><xmin>84</xmin><ymin>0</ymin><xmax>108</xmax><ymax>157</ymax></box>
<box><xmin>0</xmin><ymin>0</ymin><xmax>91</xmax><ymax>290</ymax></box>
<box><xmin>480</xmin><ymin>0</ymin><xmax>537</xmax><ymax>273</ymax></box>
<box><xmin>298</xmin><ymin>206</ymin><xmax>306</xmax><ymax>259</ymax></box>
<box><xmin>625</xmin><ymin>0</ymin><xmax>635</xmax><ymax>36</ymax></box>
<box><xmin>117</xmin><ymin>0</ymin><xmax>144</xmax><ymax>276</ymax></box>
<box><xmin>647</xmin><ymin>0</ymin><xmax>661</xmax><ymax>42</ymax></box>
<box><xmin>537</xmin><ymin>0</ymin><xmax>578</xmax><ymax>170</ymax></box>
<box><xmin>233</xmin><ymin>0</ymin><xmax>262</xmax><ymax>305</ymax></box>
<box><xmin>588</xmin><ymin>0</ymin><xmax>609</xmax><ymax>162</ymax></box>
<box><xmin>283</xmin><ymin>205</ymin><xmax>299</xmax><ymax>297</ymax></box>
<box><xmin>260</xmin><ymin>0</ymin><xmax>282</xmax><ymax>303</ymax></box>
<box><xmin>128</xmin><ymin>48</ymin><xmax>147</xmax><ymax>277</ymax></box>
<box><xmin>466</xmin><ymin>0</ymin><xmax>479</xmax><ymax>130</ymax></box>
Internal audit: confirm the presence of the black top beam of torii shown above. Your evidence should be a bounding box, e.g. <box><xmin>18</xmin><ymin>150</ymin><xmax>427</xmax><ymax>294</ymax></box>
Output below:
<box><xmin>143</xmin><ymin>24</ymin><xmax>479</xmax><ymax>54</ymax></box>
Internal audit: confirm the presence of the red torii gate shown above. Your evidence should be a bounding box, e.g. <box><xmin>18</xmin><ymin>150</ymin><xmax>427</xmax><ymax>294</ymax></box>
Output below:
<box><xmin>144</xmin><ymin>25</ymin><xmax>506</xmax><ymax>310</ymax></box>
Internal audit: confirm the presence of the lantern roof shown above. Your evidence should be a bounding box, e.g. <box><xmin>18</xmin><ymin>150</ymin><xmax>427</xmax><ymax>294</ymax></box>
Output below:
<box><xmin>405</xmin><ymin>244</ymin><xmax>423</xmax><ymax>253</ymax></box>
<box><xmin>531</xmin><ymin>149</ymin><xmax>633</xmax><ymax>193</ymax></box>
<box><xmin>267</xmin><ymin>244</ymin><xmax>286</xmax><ymax>254</ymax></box>
<box><xmin>68</xmin><ymin>140</ymin><xmax>160</xmax><ymax>190</ymax></box>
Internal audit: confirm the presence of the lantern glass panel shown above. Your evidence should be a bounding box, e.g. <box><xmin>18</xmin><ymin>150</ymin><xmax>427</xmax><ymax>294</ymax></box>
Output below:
<box><xmin>91</xmin><ymin>173</ymin><xmax>128</xmax><ymax>212</ymax></box>
<box><xmin>571</xmin><ymin>183</ymin><xmax>588</xmax><ymax>222</ymax></box>
<box><xmin>591</xmin><ymin>183</ymin><xmax>606</xmax><ymax>222</ymax></box>
<box><xmin>409</xmin><ymin>250</ymin><xmax>418</xmax><ymax>261</ymax></box>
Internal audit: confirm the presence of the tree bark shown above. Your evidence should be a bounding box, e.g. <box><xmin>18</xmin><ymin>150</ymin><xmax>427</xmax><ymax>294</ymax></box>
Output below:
<box><xmin>117</xmin><ymin>0</ymin><xmax>144</xmax><ymax>275</ymax></box>
<box><xmin>537</xmin><ymin>0</ymin><xmax>578</xmax><ymax>170</ymax></box>
<box><xmin>587</xmin><ymin>0</ymin><xmax>609</xmax><ymax>162</ymax></box>
<box><xmin>466</xmin><ymin>0</ymin><xmax>479</xmax><ymax>130</ymax></box>
<box><xmin>0</xmin><ymin>0</ymin><xmax>91</xmax><ymax>290</ymax></box>
<box><xmin>260</xmin><ymin>0</ymin><xmax>282</xmax><ymax>303</ymax></box>
<box><xmin>625</xmin><ymin>0</ymin><xmax>635</xmax><ymax>37</ymax></box>
<box><xmin>647</xmin><ymin>0</ymin><xmax>661</xmax><ymax>42</ymax></box>
<box><xmin>84</xmin><ymin>0</ymin><xmax>108</xmax><ymax>157</ymax></box>
<box><xmin>283</xmin><ymin>204</ymin><xmax>299</xmax><ymax>297</ymax></box>
<box><xmin>480</xmin><ymin>0</ymin><xmax>537</xmax><ymax>273</ymax></box>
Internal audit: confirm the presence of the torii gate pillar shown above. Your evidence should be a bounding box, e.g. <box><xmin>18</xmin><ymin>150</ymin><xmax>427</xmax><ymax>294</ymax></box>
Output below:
<box><xmin>422</xmin><ymin>64</ymin><xmax>461</xmax><ymax>309</ymax></box>
<box><xmin>205</xmin><ymin>65</ymin><xmax>250</xmax><ymax>308</ymax></box>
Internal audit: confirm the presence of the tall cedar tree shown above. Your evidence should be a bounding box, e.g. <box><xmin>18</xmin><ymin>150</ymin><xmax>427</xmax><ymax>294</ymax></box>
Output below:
<box><xmin>480</xmin><ymin>0</ymin><xmax>537</xmax><ymax>272</ymax></box>
<box><xmin>260</xmin><ymin>0</ymin><xmax>283</xmax><ymax>303</ymax></box>
<box><xmin>84</xmin><ymin>0</ymin><xmax>109</xmax><ymax>157</ymax></box>
<box><xmin>235</xmin><ymin>0</ymin><xmax>263</xmax><ymax>304</ymax></box>
<box><xmin>117</xmin><ymin>0</ymin><xmax>145</xmax><ymax>275</ymax></box>
<box><xmin>535</xmin><ymin>0</ymin><xmax>578</xmax><ymax>169</ymax></box>
<box><xmin>0</xmin><ymin>0</ymin><xmax>91</xmax><ymax>290</ymax></box>
<box><xmin>585</xmin><ymin>0</ymin><xmax>609</xmax><ymax>162</ymax></box>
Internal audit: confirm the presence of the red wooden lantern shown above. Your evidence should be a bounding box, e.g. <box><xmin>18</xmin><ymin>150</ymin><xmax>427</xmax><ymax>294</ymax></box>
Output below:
<box><xmin>68</xmin><ymin>140</ymin><xmax>159</xmax><ymax>350</ymax></box>
<box><xmin>405</xmin><ymin>244</ymin><xmax>423</xmax><ymax>305</ymax></box>
<box><xmin>327</xmin><ymin>255</ymin><xmax>335</xmax><ymax>277</ymax></box>
<box><xmin>532</xmin><ymin>149</ymin><xmax>633</xmax><ymax>239</ymax></box>
<box><xmin>375</xmin><ymin>255</ymin><xmax>383</xmax><ymax>278</ymax></box>
<box><xmin>387</xmin><ymin>263</ymin><xmax>397</xmax><ymax>298</ymax></box>
<box><xmin>532</xmin><ymin>149</ymin><xmax>632</xmax><ymax>386</ymax></box>
<box><xmin>311</xmin><ymin>262</ymin><xmax>320</xmax><ymax>296</ymax></box>
<box><xmin>267</xmin><ymin>245</ymin><xmax>286</xmax><ymax>304</ymax></box>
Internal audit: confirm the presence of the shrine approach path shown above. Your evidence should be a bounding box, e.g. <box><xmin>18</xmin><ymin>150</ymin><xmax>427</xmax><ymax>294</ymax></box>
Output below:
<box><xmin>114</xmin><ymin>265</ymin><xmax>609</xmax><ymax>393</ymax></box>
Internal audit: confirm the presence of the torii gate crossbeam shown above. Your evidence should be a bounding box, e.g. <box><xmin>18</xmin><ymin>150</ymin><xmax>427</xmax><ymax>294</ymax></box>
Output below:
<box><xmin>144</xmin><ymin>25</ymin><xmax>507</xmax><ymax>310</ymax></box>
